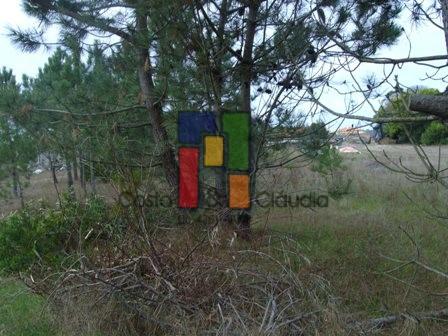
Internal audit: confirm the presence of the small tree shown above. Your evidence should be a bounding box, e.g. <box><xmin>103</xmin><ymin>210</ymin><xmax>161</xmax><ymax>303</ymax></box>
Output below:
<box><xmin>299</xmin><ymin>121</ymin><xmax>330</xmax><ymax>156</ymax></box>
<box><xmin>0</xmin><ymin>68</ymin><xmax>37</xmax><ymax>205</ymax></box>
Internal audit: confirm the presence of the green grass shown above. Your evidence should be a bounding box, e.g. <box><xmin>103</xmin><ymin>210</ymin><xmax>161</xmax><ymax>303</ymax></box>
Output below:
<box><xmin>0</xmin><ymin>278</ymin><xmax>57</xmax><ymax>336</ymax></box>
<box><xmin>254</xmin><ymin>163</ymin><xmax>448</xmax><ymax>322</ymax></box>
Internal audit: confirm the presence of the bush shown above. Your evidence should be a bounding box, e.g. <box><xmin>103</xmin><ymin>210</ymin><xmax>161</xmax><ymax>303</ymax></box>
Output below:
<box><xmin>325</xmin><ymin>171</ymin><xmax>353</xmax><ymax>200</ymax></box>
<box><xmin>311</xmin><ymin>146</ymin><xmax>352</xmax><ymax>199</ymax></box>
<box><xmin>420</xmin><ymin>121</ymin><xmax>448</xmax><ymax>145</ymax></box>
<box><xmin>311</xmin><ymin>145</ymin><xmax>343</xmax><ymax>175</ymax></box>
<box><xmin>0</xmin><ymin>195</ymin><xmax>113</xmax><ymax>273</ymax></box>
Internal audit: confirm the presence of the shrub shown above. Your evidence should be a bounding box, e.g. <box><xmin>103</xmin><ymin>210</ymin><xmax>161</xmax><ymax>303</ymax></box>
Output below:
<box><xmin>324</xmin><ymin>171</ymin><xmax>353</xmax><ymax>200</ymax></box>
<box><xmin>311</xmin><ymin>146</ymin><xmax>352</xmax><ymax>199</ymax></box>
<box><xmin>0</xmin><ymin>205</ymin><xmax>64</xmax><ymax>273</ymax></box>
<box><xmin>0</xmin><ymin>195</ymin><xmax>113</xmax><ymax>273</ymax></box>
<box><xmin>311</xmin><ymin>145</ymin><xmax>343</xmax><ymax>175</ymax></box>
<box><xmin>420</xmin><ymin>121</ymin><xmax>448</xmax><ymax>145</ymax></box>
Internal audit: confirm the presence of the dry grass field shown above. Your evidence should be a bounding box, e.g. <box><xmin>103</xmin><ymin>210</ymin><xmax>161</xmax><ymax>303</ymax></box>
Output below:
<box><xmin>251</xmin><ymin>143</ymin><xmax>448</xmax><ymax>334</ymax></box>
<box><xmin>0</xmin><ymin>170</ymin><xmax>117</xmax><ymax>218</ymax></box>
<box><xmin>0</xmin><ymin>143</ymin><xmax>447</xmax><ymax>335</ymax></box>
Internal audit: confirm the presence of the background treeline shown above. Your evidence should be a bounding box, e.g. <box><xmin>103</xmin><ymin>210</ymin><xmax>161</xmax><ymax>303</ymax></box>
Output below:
<box><xmin>376</xmin><ymin>88</ymin><xmax>448</xmax><ymax>144</ymax></box>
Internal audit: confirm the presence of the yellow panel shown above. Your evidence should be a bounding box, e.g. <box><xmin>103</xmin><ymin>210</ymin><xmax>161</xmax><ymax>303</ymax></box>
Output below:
<box><xmin>204</xmin><ymin>136</ymin><xmax>224</xmax><ymax>167</ymax></box>
<box><xmin>229</xmin><ymin>174</ymin><xmax>250</xmax><ymax>209</ymax></box>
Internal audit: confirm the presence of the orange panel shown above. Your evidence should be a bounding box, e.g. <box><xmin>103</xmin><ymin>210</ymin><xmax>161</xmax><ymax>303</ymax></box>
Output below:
<box><xmin>229</xmin><ymin>174</ymin><xmax>250</xmax><ymax>209</ymax></box>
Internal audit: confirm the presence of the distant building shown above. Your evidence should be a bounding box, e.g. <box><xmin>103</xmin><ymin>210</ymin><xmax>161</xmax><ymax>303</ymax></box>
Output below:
<box><xmin>336</xmin><ymin>126</ymin><xmax>371</xmax><ymax>144</ymax></box>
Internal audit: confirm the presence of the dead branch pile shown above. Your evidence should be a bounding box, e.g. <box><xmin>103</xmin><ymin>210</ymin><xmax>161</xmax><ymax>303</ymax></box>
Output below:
<box><xmin>25</xmin><ymin>232</ymin><xmax>340</xmax><ymax>335</ymax></box>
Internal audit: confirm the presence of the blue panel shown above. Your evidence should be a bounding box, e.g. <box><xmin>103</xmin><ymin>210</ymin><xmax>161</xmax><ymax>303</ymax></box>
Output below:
<box><xmin>178</xmin><ymin>112</ymin><xmax>218</xmax><ymax>144</ymax></box>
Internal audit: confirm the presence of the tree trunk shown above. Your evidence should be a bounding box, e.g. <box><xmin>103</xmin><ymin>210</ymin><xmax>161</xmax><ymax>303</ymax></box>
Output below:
<box><xmin>135</xmin><ymin>13</ymin><xmax>177</xmax><ymax>190</ymax></box>
<box><xmin>66</xmin><ymin>161</ymin><xmax>75</xmax><ymax>198</ymax></box>
<box><xmin>11</xmin><ymin>167</ymin><xmax>19</xmax><ymax>198</ymax></box>
<box><xmin>80</xmin><ymin>158</ymin><xmax>86</xmax><ymax>194</ymax></box>
<box><xmin>237</xmin><ymin>2</ymin><xmax>259</xmax><ymax>239</ymax></box>
<box><xmin>50</xmin><ymin>156</ymin><xmax>58</xmax><ymax>185</ymax></box>
<box><xmin>11</xmin><ymin>167</ymin><xmax>24</xmax><ymax>207</ymax></box>
<box><xmin>18</xmin><ymin>178</ymin><xmax>24</xmax><ymax>209</ymax></box>
<box><xmin>409</xmin><ymin>94</ymin><xmax>448</xmax><ymax>120</ymax></box>
<box><xmin>240</xmin><ymin>4</ymin><xmax>258</xmax><ymax>113</ymax></box>
<box><xmin>212</xmin><ymin>0</ymin><xmax>231</xmax><ymax>224</ymax></box>
<box><xmin>439</xmin><ymin>0</ymin><xmax>448</xmax><ymax>52</ymax></box>
<box><xmin>90</xmin><ymin>156</ymin><xmax>96</xmax><ymax>194</ymax></box>
<box><xmin>73</xmin><ymin>157</ymin><xmax>79</xmax><ymax>181</ymax></box>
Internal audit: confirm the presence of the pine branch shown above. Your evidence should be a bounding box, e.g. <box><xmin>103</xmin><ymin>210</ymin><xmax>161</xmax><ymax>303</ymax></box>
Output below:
<box><xmin>8</xmin><ymin>28</ymin><xmax>45</xmax><ymax>52</ymax></box>
<box><xmin>52</xmin><ymin>3</ymin><xmax>132</xmax><ymax>42</ymax></box>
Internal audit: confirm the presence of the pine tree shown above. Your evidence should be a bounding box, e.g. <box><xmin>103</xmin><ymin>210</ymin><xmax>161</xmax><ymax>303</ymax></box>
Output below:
<box><xmin>0</xmin><ymin>68</ymin><xmax>37</xmax><ymax>205</ymax></box>
<box><xmin>9</xmin><ymin>0</ymin><xmax>404</xmax><ymax>232</ymax></box>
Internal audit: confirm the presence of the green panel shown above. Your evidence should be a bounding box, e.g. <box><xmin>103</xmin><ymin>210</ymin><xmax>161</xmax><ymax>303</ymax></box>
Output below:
<box><xmin>223</xmin><ymin>113</ymin><xmax>250</xmax><ymax>170</ymax></box>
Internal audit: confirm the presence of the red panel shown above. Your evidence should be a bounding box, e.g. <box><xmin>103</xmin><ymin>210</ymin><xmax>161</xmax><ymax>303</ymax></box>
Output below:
<box><xmin>178</xmin><ymin>147</ymin><xmax>199</xmax><ymax>208</ymax></box>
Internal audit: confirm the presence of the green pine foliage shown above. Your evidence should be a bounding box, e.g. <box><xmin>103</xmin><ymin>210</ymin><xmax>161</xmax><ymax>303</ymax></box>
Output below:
<box><xmin>0</xmin><ymin>68</ymin><xmax>38</xmax><ymax>198</ymax></box>
<box><xmin>299</xmin><ymin>121</ymin><xmax>330</xmax><ymax>156</ymax></box>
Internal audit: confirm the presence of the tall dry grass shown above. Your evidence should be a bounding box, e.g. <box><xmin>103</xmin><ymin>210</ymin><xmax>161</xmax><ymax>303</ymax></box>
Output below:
<box><xmin>7</xmin><ymin>144</ymin><xmax>448</xmax><ymax>335</ymax></box>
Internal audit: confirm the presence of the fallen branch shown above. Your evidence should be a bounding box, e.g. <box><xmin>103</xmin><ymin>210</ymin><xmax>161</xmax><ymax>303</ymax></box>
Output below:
<box><xmin>350</xmin><ymin>308</ymin><xmax>448</xmax><ymax>332</ymax></box>
<box><xmin>409</xmin><ymin>94</ymin><xmax>448</xmax><ymax>121</ymax></box>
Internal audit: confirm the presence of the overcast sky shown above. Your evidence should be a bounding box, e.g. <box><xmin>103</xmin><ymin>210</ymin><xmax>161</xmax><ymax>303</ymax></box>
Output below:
<box><xmin>0</xmin><ymin>0</ymin><xmax>447</xmax><ymax>129</ymax></box>
<box><xmin>0</xmin><ymin>1</ymin><xmax>55</xmax><ymax>80</ymax></box>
